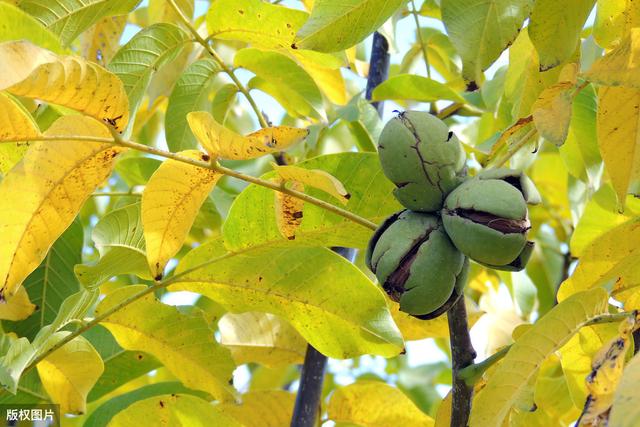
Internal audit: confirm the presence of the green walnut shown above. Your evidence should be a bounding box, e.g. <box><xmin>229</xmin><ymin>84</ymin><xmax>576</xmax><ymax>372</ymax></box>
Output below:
<box><xmin>378</xmin><ymin>111</ymin><xmax>466</xmax><ymax>212</ymax></box>
<box><xmin>441</xmin><ymin>169</ymin><xmax>539</xmax><ymax>271</ymax></box>
<box><xmin>365</xmin><ymin>210</ymin><xmax>468</xmax><ymax>319</ymax></box>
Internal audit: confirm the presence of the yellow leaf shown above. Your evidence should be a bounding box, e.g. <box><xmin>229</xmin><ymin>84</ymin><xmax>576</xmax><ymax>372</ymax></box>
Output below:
<box><xmin>586</xmin><ymin>28</ymin><xmax>640</xmax><ymax>87</ymax></box>
<box><xmin>217</xmin><ymin>390</ymin><xmax>295</xmax><ymax>427</ymax></box>
<box><xmin>560</xmin><ymin>323</ymin><xmax>620</xmax><ymax>409</ymax></box>
<box><xmin>558</xmin><ymin>217</ymin><xmax>640</xmax><ymax>301</ymax></box>
<box><xmin>529</xmin><ymin>152</ymin><xmax>571</xmax><ymax>226</ymax></box>
<box><xmin>532</xmin><ymin>67</ymin><xmax>579</xmax><ymax>146</ymax></box>
<box><xmin>0</xmin><ymin>91</ymin><xmax>40</xmax><ymax>173</ymax></box>
<box><xmin>511</xmin><ymin>323</ymin><xmax>533</xmax><ymax>341</ymax></box>
<box><xmin>0</xmin><ymin>116</ymin><xmax>123</xmax><ymax>299</ymax></box>
<box><xmin>0</xmin><ymin>91</ymin><xmax>40</xmax><ymax>141</ymax></box>
<box><xmin>187</xmin><ymin>111</ymin><xmax>308</xmax><ymax>160</ymax></box>
<box><xmin>0</xmin><ymin>287</ymin><xmax>35</xmax><ymax>321</ymax></box>
<box><xmin>297</xmin><ymin>57</ymin><xmax>348</xmax><ymax>105</ymax></box>
<box><xmin>434</xmin><ymin>391</ymin><xmax>452</xmax><ymax>427</ymax></box>
<box><xmin>328</xmin><ymin>381</ymin><xmax>435</xmax><ymax>427</ymax></box>
<box><xmin>570</xmin><ymin>185</ymin><xmax>640</xmax><ymax>257</ymax></box>
<box><xmin>36</xmin><ymin>333</ymin><xmax>104</xmax><ymax>414</ymax></box>
<box><xmin>0</xmin><ymin>40</ymin><xmax>129</xmax><ymax>131</ymax></box>
<box><xmin>390</xmin><ymin>299</ymin><xmax>482</xmax><ymax>341</ymax></box>
<box><xmin>532</xmin><ymin>355</ymin><xmax>581</xmax><ymax>424</ymax></box>
<box><xmin>95</xmin><ymin>285</ymin><xmax>237</xmax><ymax>401</ymax></box>
<box><xmin>274</xmin><ymin>179</ymin><xmax>305</xmax><ymax>241</ymax></box>
<box><xmin>108</xmin><ymin>393</ymin><xmax>243</xmax><ymax>427</ymax></box>
<box><xmin>272</xmin><ymin>163</ymin><xmax>350</xmax><ymax>204</ymax></box>
<box><xmin>484</xmin><ymin>116</ymin><xmax>534</xmax><ymax>165</ymax></box>
<box><xmin>612</xmin><ymin>267</ymin><xmax>640</xmax><ymax>310</ymax></box>
<box><xmin>597</xmin><ymin>86</ymin><xmax>640</xmax><ymax>206</ymax></box>
<box><xmin>219</xmin><ymin>312</ymin><xmax>307</xmax><ymax>368</ymax></box>
<box><xmin>578</xmin><ymin>317</ymin><xmax>636</xmax><ymax>425</ymax></box>
<box><xmin>80</xmin><ymin>15</ymin><xmax>127</xmax><ymax>66</ymax></box>
<box><xmin>142</xmin><ymin>150</ymin><xmax>221</xmax><ymax>279</ymax></box>
<box><xmin>610</xmin><ymin>344</ymin><xmax>640</xmax><ymax>426</ymax></box>
<box><xmin>469</xmin><ymin>288</ymin><xmax>609</xmax><ymax>427</ymax></box>
<box><xmin>594</xmin><ymin>0</ymin><xmax>640</xmax><ymax>49</ymax></box>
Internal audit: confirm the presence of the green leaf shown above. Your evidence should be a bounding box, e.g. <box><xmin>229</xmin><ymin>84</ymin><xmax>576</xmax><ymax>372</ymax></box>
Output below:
<box><xmin>85</xmin><ymin>381</ymin><xmax>208</xmax><ymax>427</ymax></box>
<box><xmin>108</xmin><ymin>394</ymin><xmax>243</xmax><ymax>427</ymax></box>
<box><xmin>108</xmin><ymin>23</ymin><xmax>190</xmax><ymax>130</ymax></box>
<box><xmin>166</xmin><ymin>58</ymin><xmax>221</xmax><ymax>152</ymax></box>
<box><xmin>223</xmin><ymin>152</ymin><xmax>400</xmax><ymax>251</ymax></box>
<box><xmin>85</xmin><ymin>325</ymin><xmax>161</xmax><ymax>402</ymax></box>
<box><xmin>114</xmin><ymin>157</ymin><xmax>162</xmax><ymax>187</ymax></box>
<box><xmin>207</xmin><ymin>0</ymin><xmax>308</xmax><ymax>49</ymax></box>
<box><xmin>170</xmin><ymin>240</ymin><xmax>404</xmax><ymax>358</ymax></box>
<box><xmin>0</xmin><ymin>2</ymin><xmax>64</xmax><ymax>53</ymax></box>
<box><xmin>212</xmin><ymin>84</ymin><xmax>238</xmax><ymax>124</ymax></box>
<box><xmin>469</xmin><ymin>288</ymin><xmax>609</xmax><ymax>427</ymax></box>
<box><xmin>0</xmin><ymin>370</ymin><xmax>45</xmax><ymax>405</ymax></box>
<box><xmin>371</xmin><ymin>74</ymin><xmax>465</xmax><ymax>103</ymax></box>
<box><xmin>235</xmin><ymin>48</ymin><xmax>323</xmax><ymax>118</ymax></box>
<box><xmin>219</xmin><ymin>312</ymin><xmax>307</xmax><ymax>368</ymax></box>
<box><xmin>293</xmin><ymin>0</ymin><xmax>406</xmax><ymax>52</ymax></box>
<box><xmin>528</xmin><ymin>0</ymin><xmax>595</xmax><ymax>70</ymax></box>
<box><xmin>19</xmin><ymin>0</ymin><xmax>140</xmax><ymax>46</ymax></box>
<box><xmin>4</xmin><ymin>219</ymin><xmax>82</xmax><ymax>340</ymax></box>
<box><xmin>0</xmin><ymin>336</ymin><xmax>36</xmax><ymax>393</ymax></box>
<box><xmin>442</xmin><ymin>0</ymin><xmax>533</xmax><ymax>84</ymax></box>
<box><xmin>95</xmin><ymin>285</ymin><xmax>237</xmax><ymax>401</ymax></box>
<box><xmin>74</xmin><ymin>203</ymin><xmax>149</xmax><ymax>288</ymax></box>
<box><xmin>558</xmin><ymin>84</ymin><xmax>602</xmax><ymax>183</ymax></box>
<box><xmin>0</xmin><ymin>288</ymin><xmax>98</xmax><ymax>393</ymax></box>
<box><xmin>33</xmin><ymin>288</ymin><xmax>99</xmax><ymax>348</ymax></box>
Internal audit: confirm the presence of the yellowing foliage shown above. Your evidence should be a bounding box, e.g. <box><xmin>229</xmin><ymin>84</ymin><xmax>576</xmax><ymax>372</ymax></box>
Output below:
<box><xmin>327</xmin><ymin>381</ymin><xmax>435</xmax><ymax>427</ymax></box>
<box><xmin>36</xmin><ymin>333</ymin><xmax>104</xmax><ymax>414</ymax></box>
<box><xmin>187</xmin><ymin>111</ymin><xmax>308</xmax><ymax>160</ymax></box>
<box><xmin>0</xmin><ymin>40</ymin><xmax>129</xmax><ymax>131</ymax></box>
<box><xmin>0</xmin><ymin>116</ymin><xmax>122</xmax><ymax>299</ymax></box>
<box><xmin>142</xmin><ymin>150</ymin><xmax>222</xmax><ymax>279</ymax></box>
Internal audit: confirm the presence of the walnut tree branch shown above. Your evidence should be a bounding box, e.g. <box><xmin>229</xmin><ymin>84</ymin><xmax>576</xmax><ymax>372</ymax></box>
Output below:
<box><xmin>448</xmin><ymin>296</ymin><xmax>476</xmax><ymax>427</ymax></box>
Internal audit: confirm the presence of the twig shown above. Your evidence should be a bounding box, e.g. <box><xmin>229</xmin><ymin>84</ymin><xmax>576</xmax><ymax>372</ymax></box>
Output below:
<box><xmin>167</xmin><ymin>0</ymin><xmax>269</xmax><ymax>129</ymax></box>
<box><xmin>365</xmin><ymin>32</ymin><xmax>390</xmax><ymax>116</ymax></box>
<box><xmin>437</xmin><ymin>103</ymin><xmax>464</xmax><ymax>120</ymax></box>
<box><xmin>491</xmin><ymin>127</ymin><xmax>538</xmax><ymax>169</ymax></box>
<box><xmin>458</xmin><ymin>345</ymin><xmax>510</xmax><ymax>387</ymax></box>
<box><xmin>447</xmin><ymin>298</ymin><xmax>476</xmax><ymax>427</ymax></box>
<box><xmin>410</xmin><ymin>0</ymin><xmax>430</xmax><ymax>79</ymax></box>
<box><xmin>91</xmin><ymin>191</ymin><xmax>141</xmax><ymax>197</ymax></box>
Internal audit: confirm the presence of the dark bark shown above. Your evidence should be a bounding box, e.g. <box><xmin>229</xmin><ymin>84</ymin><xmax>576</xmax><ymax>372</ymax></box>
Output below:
<box><xmin>290</xmin><ymin>344</ymin><xmax>329</xmax><ymax>427</ymax></box>
<box><xmin>447</xmin><ymin>298</ymin><xmax>477</xmax><ymax>427</ymax></box>
<box><xmin>365</xmin><ymin>32</ymin><xmax>390</xmax><ymax>114</ymax></box>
